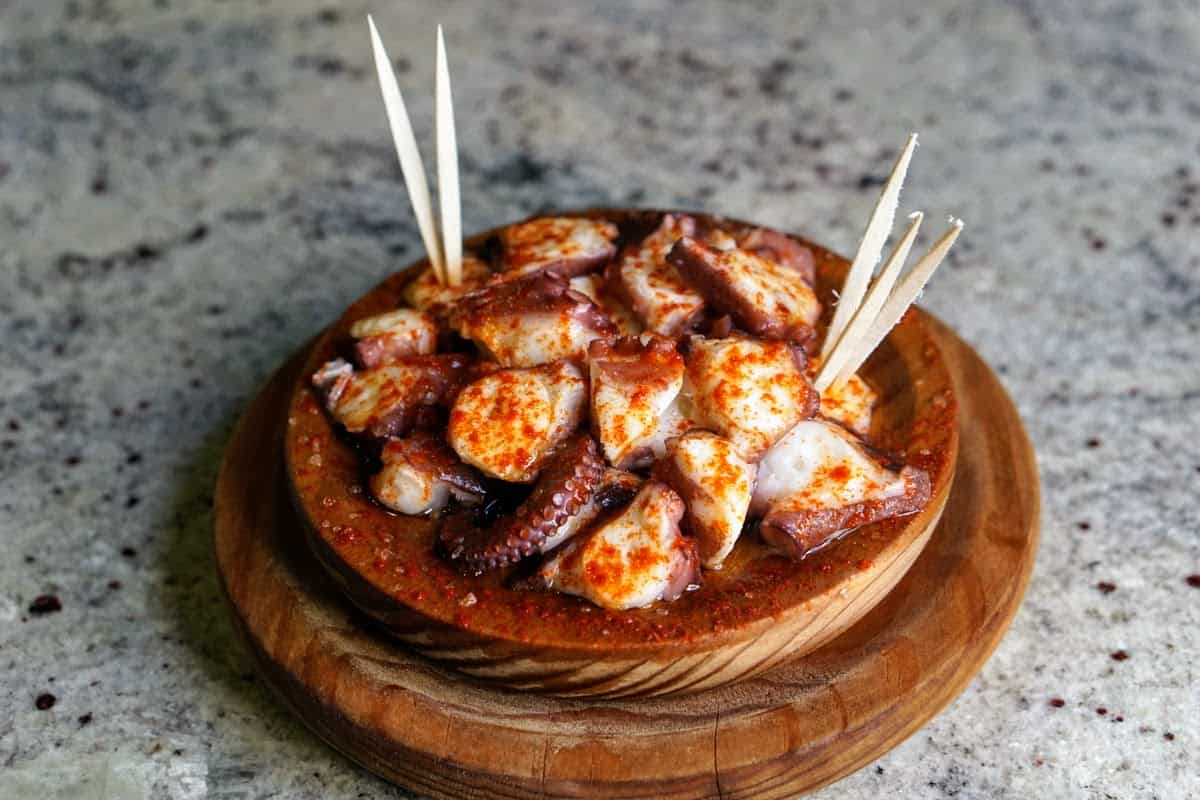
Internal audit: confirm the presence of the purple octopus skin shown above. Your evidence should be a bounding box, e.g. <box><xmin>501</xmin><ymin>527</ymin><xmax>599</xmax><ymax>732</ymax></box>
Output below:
<box><xmin>449</xmin><ymin>271</ymin><xmax>618</xmax><ymax>367</ymax></box>
<box><xmin>438</xmin><ymin>433</ymin><xmax>607</xmax><ymax>575</ymax></box>
<box><xmin>451</xmin><ymin>271</ymin><xmax>616</xmax><ymax>335</ymax></box>
<box><xmin>667</xmin><ymin>237</ymin><xmax>820</xmax><ymax>345</ymax></box>
<box><xmin>739</xmin><ymin>227</ymin><xmax>817</xmax><ymax>286</ymax></box>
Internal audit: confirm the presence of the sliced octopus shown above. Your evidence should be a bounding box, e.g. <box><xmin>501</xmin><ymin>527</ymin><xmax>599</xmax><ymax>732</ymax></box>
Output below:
<box><xmin>439</xmin><ymin>434</ymin><xmax>607</xmax><ymax>574</ymax></box>
<box><xmin>588</xmin><ymin>335</ymin><xmax>688</xmax><ymax>469</ymax></box>
<box><xmin>609</xmin><ymin>213</ymin><xmax>706</xmax><ymax>336</ymax></box>
<box><xmin>349</xmin><ymin>308</ymin><xmax>438</xmax><ymax>368</ymax></box>
<box><xmin>316</xmin><ymin>353</ymin><xmax>476</xmax><ymax>438</ymax></box>
<box><xmin>311</xmin><ymin>358</ymin><xmax>354</xmax><ymax>409</ymax></box>
<box><xmin>535</xmin><ymin>467</ymin><xmax>644</xmax><ymax>554</ymax></box>
<box><xmin>568</xmin><ymin>274</ymin><xmax>643</xmax><ymax>336</ymax></box>
<box><xmin>816</xmin><ymin>368</ymin><xmax>878</xmax><ymax>437</ymax></box>
<box><xmin>450</xmin><ymin>271</ymin><xmax>617</xmax><ymax>367</ymax></box>
<box><xmin>370</xmin><ymin>432</ymin><xmax>487</xmax><ymax>515</ymax></box>
<box><xmin>447</xmin><ymin>360</ymin><xmax>587</xmax><ymax>483</ymax></box>
<box><xmin>752</xmin><ymin>418</ymin><xmax>931</xmax><ymax>559</ymax></box>
<box><xmin>402</xmin><ymin>255</ymin><xmax>493</xmax><ymax>317</ymax></box>
<box><xmin>530</xmin><ymin>480</ymin><xmax>700</xmax><ymax>610</ymax></box>
<box><xmin>668</xmin><ymin>236</ymin><xmax>820</xmax><ymax>343</ymax></box>
<box><xmin>498</xmin><ymin>216</ymin><xmax>619</xmax><ymax>280</ymax></box>
<box><xmin>654</xmin><ymin>430</ymin><xmax>756</xmax><ymax>570</ymax></box>
<box><xmin>737</xmin><ymin>227</ymin><xmax>816</xmax><ymax>286</ymax></box>
<box><xmin>684</xmin><ymin>335</ymin><xmax>819</xmax><ymax>461</ymax></box>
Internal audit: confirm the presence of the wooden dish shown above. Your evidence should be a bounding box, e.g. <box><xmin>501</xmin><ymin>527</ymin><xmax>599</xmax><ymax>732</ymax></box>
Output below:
<box><xmin>214</xmin><ymin>315</ymin><xmax>1038</xmax><ymax>799</ymax></box>
<box><xmin>283</xmin><ymin>210</ymin><xmax>959</xmax><ymax>698</ymax></box>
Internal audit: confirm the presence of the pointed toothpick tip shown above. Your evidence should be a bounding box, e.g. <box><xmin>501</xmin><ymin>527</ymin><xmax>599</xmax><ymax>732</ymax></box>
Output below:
<box><xmin>435</xmin><ymin>23</ymin><xmax>463</xmax><ymax>287</ymax></box>
<box><xmin>819</xmin><ymin>132</ymin><xmax>920</xmax><ymax>359</ymax></box>
<box><xmin>366</xmin><ymin>13</ymin><xmax>383</xmax><ymax>48</ymax></box>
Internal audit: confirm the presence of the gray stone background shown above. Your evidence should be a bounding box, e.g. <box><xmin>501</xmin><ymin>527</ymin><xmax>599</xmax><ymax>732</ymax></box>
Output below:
<box><xmin>1</xmin><ymin>0</ymin><xmax>1197</xmax><ymax>797</ymax></box>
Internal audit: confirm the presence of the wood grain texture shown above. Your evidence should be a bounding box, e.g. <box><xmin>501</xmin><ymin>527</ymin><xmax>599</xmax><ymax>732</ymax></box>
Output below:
<box><xmin>214</xmin><ymin>315</ymin><xmax>1039</xmax><ymax>799</ymax></box>
<box><xmin>282</xmin><ymin>210</ymin><xmax>959</xmax><ymax>698</ymax></box>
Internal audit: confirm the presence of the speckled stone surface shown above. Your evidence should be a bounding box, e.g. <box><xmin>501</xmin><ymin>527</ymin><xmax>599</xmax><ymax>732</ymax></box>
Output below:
<box><xmin>1</xmin><ymin>0</ymin><xmax>1197</xmax><ymax>797</ymax></box>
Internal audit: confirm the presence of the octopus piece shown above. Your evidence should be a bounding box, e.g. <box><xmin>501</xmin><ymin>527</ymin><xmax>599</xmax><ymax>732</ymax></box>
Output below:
<box><xmin>647</xmin><ymin>393</ymin><xmax>697</xmax><ymax>462</ymax></box>
<box><xmin>439</xmin><ymin>434</ymin><xmax>606</xmax><ymax>574</ymax></box>
<box><xmin>685</xmin><ymin>336</ymin><xmax>819</xmax><ymax>461</ymax></box>
<box><xmin>451</xmin><ymin>272</ymin><xmax>617</xmax><ymax>367</ymax></box>
<box><xmin>311</xmin><ymin>358</ymin><xmax>354</xmax><ymax>409</ymax></box>
<box><xmin>370</xmin><ymin>432</ymin><xmax>487</xmax><ymax>515</ymax></box>
<box><xmin>752</xmin><ymin>418</ymin><xmax>932</xmax><ymax>559</ymax></box>
<box><xmin>402</xmin><ymin>255</ymin><xmax>493</xmax><ymax>317</ymax></box>
<box><xmin>568</xmin><ymin>274</ymin><xmax>643</xmax><ymax>336</ymax></box>
<box><xmin>701</xmin><ymin>226</ymin><xmax>739</xmax><ymax>251</ymax></box>
<box><xmin>701</xmin><ymin>314</ymin><xmax>735</xmax><ymax>339</ymax></box>
<box><xmin>447</xmin><ymin>361</ymin><xmax>587</xmax><ymax>483</ymax></box>
<box><xmin>325</xmin><ymin>354</ymin><xmax>475</xmax><ymax>438</ymax></box>
<box><xmin>531</xmin><ymin>481</ymin><xmax>700</xmax><ymax>610</ymax></box>
<box><xmin>817</xmin><ymin>369</ymin><xmax>878</xmax><ymax>437</ymax></box>
<box><xmin>498</xmin><ymin>216</ymin><xmax>619</xmax><ymax>280</ymax></box>
<box><xmin>609</xmin><ymin>214</ymin><xmax>707</xmax><ymax>335</ymax></box>
<box><xmin>653</xmin><ymin>431</ymin><xmax>756</xmax><ymax>569</ymax></box>
<box><xmin>537</xmin><ymin>467</ymin><xmax>644</xmax><ymax>553</ymax></box>
<box><xmin>588</xmin><ymin>336</ymin><xmax>687</xmax><ymax>468</ymax></box>
<box><xmin>668</xmin><ymin>237</ymin><xmax>820</xmax><ymax>343</ymax></box>
<box><xmin>738</xmin><ymin>227</ymin><xmax>816</xmax><ymax>286</ymax></box>
<box><xmin>349</xmin><ymin>308</ymin><xmax>438</xmax><ymax>368</ymax></box>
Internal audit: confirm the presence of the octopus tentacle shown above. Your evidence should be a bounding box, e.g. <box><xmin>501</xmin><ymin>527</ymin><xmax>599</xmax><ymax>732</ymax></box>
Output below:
<box><xmin>439</xmin><ymin>434</ymin><xmax>606</xmax><ymax>574</ymax></box>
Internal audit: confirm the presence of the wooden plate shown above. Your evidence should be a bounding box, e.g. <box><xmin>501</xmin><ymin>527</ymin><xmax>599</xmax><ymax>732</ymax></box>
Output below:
<box><xmin>214</xmin><ymin>315</ymin><xmax>1038</xmax><ymax>799</ymax></box>
<box><xmin>283</xmin><ymin>211</ymin><xmax>959</xmax><ymax>698</ymax></box>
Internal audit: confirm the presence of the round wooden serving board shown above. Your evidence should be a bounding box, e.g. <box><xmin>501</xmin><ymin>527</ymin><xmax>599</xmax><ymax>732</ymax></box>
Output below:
<box><xmin>214</xmin><ymin>315</ymin><xmax>1039</xmax><ymax>799</ymax></box>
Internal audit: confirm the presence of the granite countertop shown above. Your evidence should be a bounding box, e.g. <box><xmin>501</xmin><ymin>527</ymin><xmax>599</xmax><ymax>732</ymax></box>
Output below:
<box><xmin>2</xmin><ymin>0</ymin><xmax>1197</xmax><ymax>797</ymax></box>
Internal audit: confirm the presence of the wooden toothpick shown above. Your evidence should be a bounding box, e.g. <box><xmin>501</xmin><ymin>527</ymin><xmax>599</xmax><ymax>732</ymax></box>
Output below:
<box><xmin>821</xmin><ymin>132</ymin><xmax>918</xmax><ymax>359</ymax></box>
<box><xmin>435</xmin><ymin>24</ymin><xmax>462</xmax><ymax>287</ymax></box>
<box><xmin>367</xmin><ymin>14</ymin><xmax>446</xmax><ymax>284</ymax></box>
<box><xmin>832</xmin><ymin>218</ymin><xmax>963</xmax><ymax>387</ymax></box>
<box><xmin>816</xmin><ymin>211</ymin><xmax>924</xmax><ymax>393</ymax></box>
